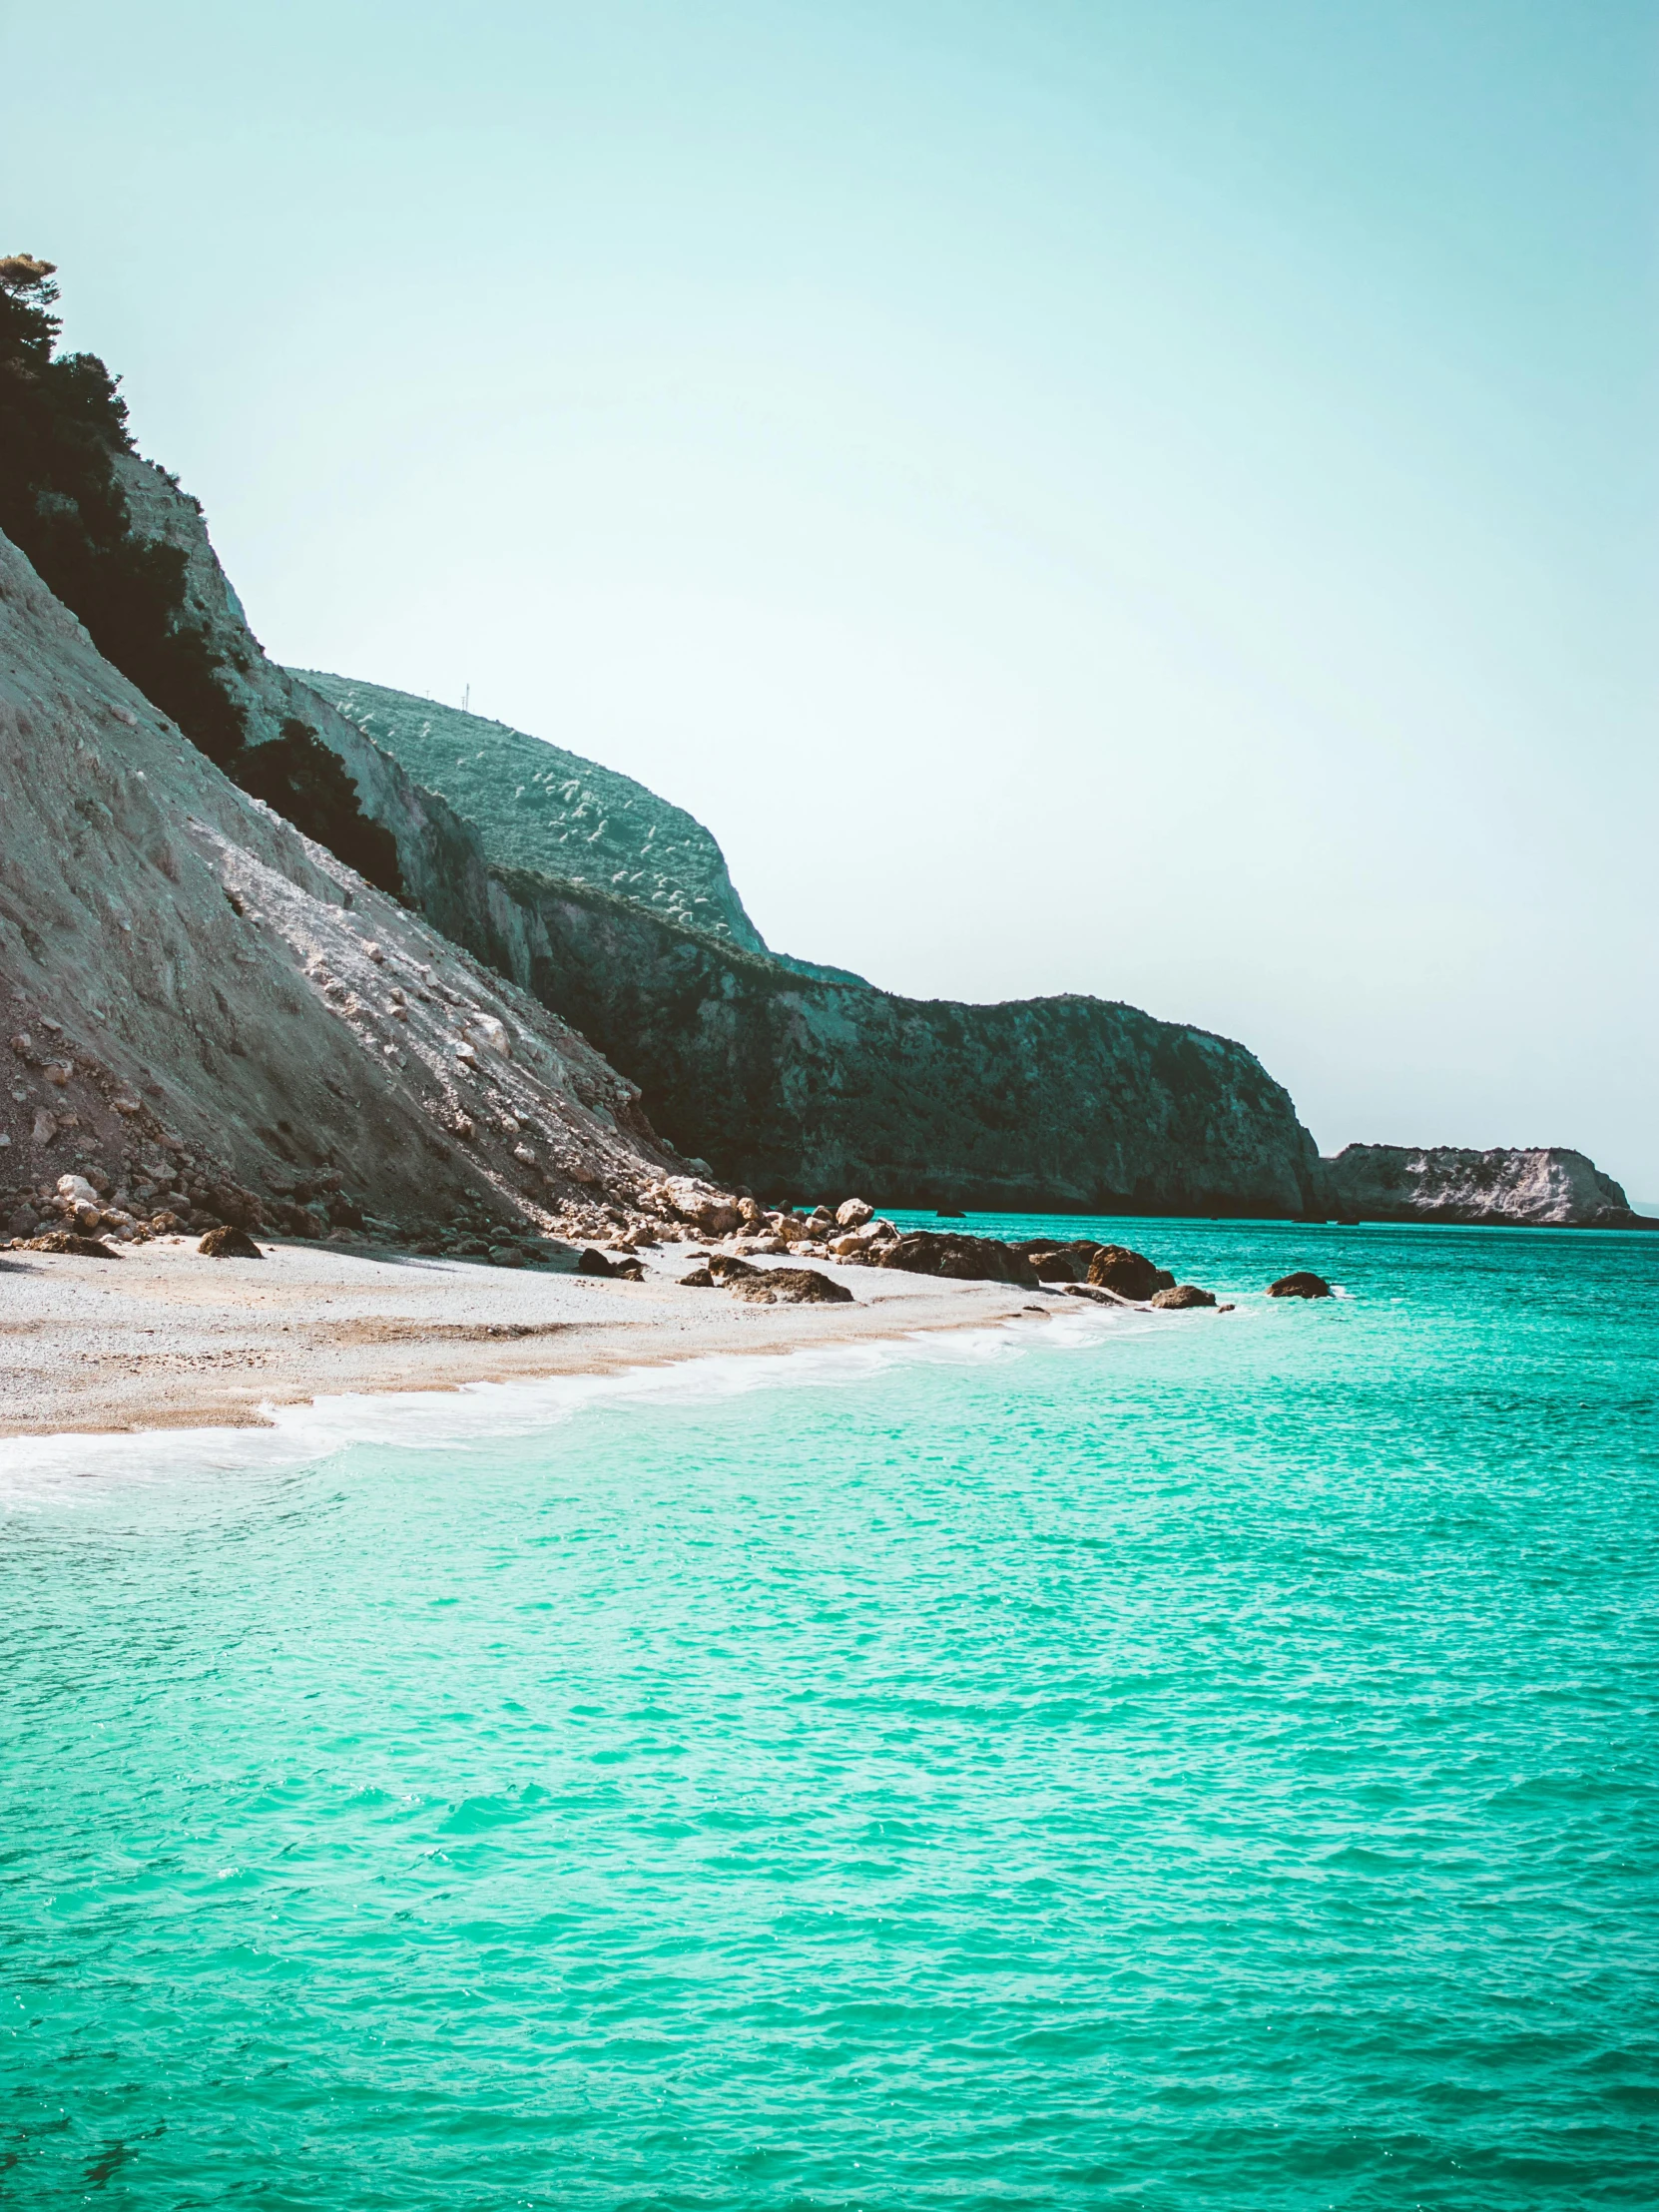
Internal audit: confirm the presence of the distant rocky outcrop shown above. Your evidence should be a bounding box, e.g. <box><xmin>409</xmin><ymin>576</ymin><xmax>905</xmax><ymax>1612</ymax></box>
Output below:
<box><xmin>0</xmin><ymin>528</ymin><xmax>699</xmax><ymax>1249</ymax></box>
<box><xmin>1323</xmin><ymin>1146</ymin><xmax>1650</xmax><ymax>1229</ymax></box>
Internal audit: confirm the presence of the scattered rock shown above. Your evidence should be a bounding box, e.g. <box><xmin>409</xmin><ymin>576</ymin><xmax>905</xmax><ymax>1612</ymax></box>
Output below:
<box><xmin>1267</xmin><ymin>1271</ymin><xmax>1334</xmax><ymax>1299</ymax></box>
<box><xmin>665</xmin><ymin>1180</ymin><xmax>744</xmax><ymax>1237</ymax></box>
<box><xmin>1018</xmin><ymin>1240</ymin><xmax>1099</xmax><ymax>1284</ymax></box>
<box><xmin>677</xmin><ymin>1265</ymin><xmax>715</xmax><ymax>1287</ymax></box>
<box><xmin>198</xmin><ymin>1224</ymin><xmax>263</xmax><ymax>1259</ymax></box>
<box><xmin>1087</xmin><ymin>1246</ymin><xmax>1176</xmax><ymax>1300</ymax></box>
<box><xmin>726</xmin><ymin>1266</ymin><xmax>852</xmax><ymax>1305</ymax></box>
<box><xmin>835</xmin><ymin>1197</ymin><xmax>873</xmax><ymax>1230</ymax></box>
<box><xmin>22</xmin><ymin>1230</ymin><xmax>120</xmax><ymax>1258</ymax></box>
<box><xmin>1150</xmin><ymin>1283</ymin><xmax>1216</xmax><ymax>1310</ymax></box>
<box><xmin>877</xmin><ymin>1231</ymin><xmax>1038</xmax><ymax>1286</ymax></box>
<box><xmin>470</xmin><ymin>1014</ymin><xmax>512</xmax><ymax>1060</ymax></box>
<box><xmin>56</xmin><ymin>1173</ymin><xmax>98</xmax><ymax>1208</ymax></box>
<box><xmin>576</xmin><ymin>1247</ymin><xmax>644</xmax><ymax>1281</ymax></box>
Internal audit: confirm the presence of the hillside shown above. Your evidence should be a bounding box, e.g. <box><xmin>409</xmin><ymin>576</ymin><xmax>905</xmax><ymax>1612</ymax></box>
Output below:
<box><xmin>297</xmin><ymin>672</ymin><xmax>769</xmax><ymax>950</ymax></box>
<box><xmin>0</xmin><ymin>527</ymin><xmax>684</xmax><ymax>1249</ymax></box>
<box><xmin>282</xmin><ymin>684</ymin><xmax>1319</xmax><ymax>1211</ymax></box>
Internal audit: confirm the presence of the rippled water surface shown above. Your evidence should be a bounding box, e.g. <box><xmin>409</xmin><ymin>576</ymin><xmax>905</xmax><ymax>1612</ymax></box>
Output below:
<box><xmin>4</xmin><ymin>1217</ymin><xmax>1657</xmax><ymax>2209</ymax></box>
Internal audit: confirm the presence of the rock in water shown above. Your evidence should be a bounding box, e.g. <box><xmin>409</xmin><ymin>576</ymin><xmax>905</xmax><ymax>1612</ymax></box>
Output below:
<box><xmin>198</xmin><ymin>1225</ymin><xmax>263</xmax><ymax>1259</ymax></box>
<box><xmin>1086</xmin><ymin>1246</ymin><xmax>1176</xmax><ymax>1300</ymax></box>
<box><xmin>1267</xmin><ymin>1272</ymin><xmax>1333</xmax><ymax>1299</ymax></box>
<box><xmin>1150</xmin><ymin>1283</ymin><xmax>1217</xmax><ymax>1309</ymax></box>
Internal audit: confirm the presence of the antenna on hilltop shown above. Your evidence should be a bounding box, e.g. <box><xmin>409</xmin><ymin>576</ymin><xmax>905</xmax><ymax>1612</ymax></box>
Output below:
<box><xmin>462</xmin><ymin>683</ymin><xmax>470</xmax><ymax>712</ymax></box>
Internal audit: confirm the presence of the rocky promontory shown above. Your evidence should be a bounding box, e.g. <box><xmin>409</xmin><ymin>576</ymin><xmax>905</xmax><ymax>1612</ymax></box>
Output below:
<box><xmin>1322</xmin><ymin>1145</ymin><xmax>1651</xmax><ymax>1229</ymax></box>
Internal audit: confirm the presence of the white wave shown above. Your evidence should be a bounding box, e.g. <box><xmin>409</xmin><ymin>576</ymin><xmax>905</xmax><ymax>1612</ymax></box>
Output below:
<box><xmin>0</xmin><ymin>1301</ymin><xmax>1158</xmax><ymax>1498</ymax></box>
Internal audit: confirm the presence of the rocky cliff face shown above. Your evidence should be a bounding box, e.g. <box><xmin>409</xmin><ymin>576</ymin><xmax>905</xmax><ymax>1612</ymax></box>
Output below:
<box><xmin>0</xmin><ymin>528</ymin><xmax>681</xmax><ymax>1245</ymax></box>
<box><xmin>417</xmin><ymin>869</ymin><xmax>1324</xmax><ymax>1214</ymax></box>
<box><xmin>280</xmin><ymin>680</ymin><xmax>1321</xmax><ymax>1214</ymax></box>
<box><xmin>1324</xmin><ymin>1145</ymin><xmax>1648</xmax><ymax>1229</ymax></box>
<box><xmin>97</xmin><ymin>465</ymin><xmax>1323</xmax><ymax>1216</ymax></box>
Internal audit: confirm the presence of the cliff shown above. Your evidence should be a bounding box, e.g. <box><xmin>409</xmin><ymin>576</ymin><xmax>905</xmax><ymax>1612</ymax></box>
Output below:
<box><xmin>99</xmin><ymin>452</ymin><xmax>1324</xmax><ymax>1216</ymax></box>
<box><xmin>1323</xmin><ymin>1145</ymin><xmax>1650</xmax><ymax>1229</ymax></box>
<box><xmin>289</xmin><ymin>676</ymin><xmax>1320</xmax><ymax>1213</ymax></box>
<box><xmin>0</xmin><ymin>527</ymin><xmax>680</xmax><ymax>1244</ymax></box>
<box><xmin>454</xmin><ymin>870</ymin><xmax>1323</xmax><ymax>1212</ymax></box>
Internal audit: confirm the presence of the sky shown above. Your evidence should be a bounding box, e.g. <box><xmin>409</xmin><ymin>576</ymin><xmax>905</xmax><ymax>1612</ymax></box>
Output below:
<box><xmin>5</xmin><ymin>0</ymin><xmax>1656</xmax><ymax>1191</ymax></box>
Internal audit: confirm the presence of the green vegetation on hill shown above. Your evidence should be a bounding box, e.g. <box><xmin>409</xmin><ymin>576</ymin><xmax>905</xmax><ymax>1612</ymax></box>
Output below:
<box><xmin>0</xmin><ymin>255</ymin><xmax>402</xmax><ymax>897</ymax></box>
<box><xmin>297</xmin><ymin>672</ymin><xmax>767</xmax><ymax>948</ymax></box>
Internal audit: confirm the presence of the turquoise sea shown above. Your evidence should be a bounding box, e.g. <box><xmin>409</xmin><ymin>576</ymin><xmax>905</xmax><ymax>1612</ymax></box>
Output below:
<box><xmin>3</xmin><ymin>1215</ymin><xmax>1657</xmax><ymax>2209</ymax></box>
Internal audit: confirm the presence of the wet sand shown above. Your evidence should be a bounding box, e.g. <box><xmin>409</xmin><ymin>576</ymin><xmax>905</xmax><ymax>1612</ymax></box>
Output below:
<box><xmin>0</xmin><ymin>1236</ymin><xmax>1057</xmax><ymax>1437</ymax></box>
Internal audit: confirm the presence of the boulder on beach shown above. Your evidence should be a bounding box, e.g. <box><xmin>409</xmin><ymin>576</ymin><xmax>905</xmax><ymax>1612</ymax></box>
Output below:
<box><xmin>21</xmin><ymin>1230</ymin><xmax>120</xmax><ymax>1259</ymax></box>
<box><xmin>726</xmin><ymin>1266</ymin><xmax>852</xmax><ymax>1306</ymax></box>
<box><xmin>677</xmin><ymin>1266</ymin><xmax>715</xmax><ymax>1287</ymax></box>
<box><xmin>1150</xmin><ymin>1283</ymin><xmax>1217</xmax><ymax>1310</ymax></box>
<box><xmin>1267</xmin><ymin>1271</ymin><xmax>1333</xmax><ymax>1299</ymax></box>
<box><xmin>1087</xmin><ymin>1246</ymin><xmax>1175</xmax><ymax>1300</ymax></box>
<box><xmin>878</xmin><ymin>1231</ymin><xmax>1037</xmax><ymax>1286</ymax></box>
<box><xmin>198</xmin><ymin>1225</ymin><xmax>263</xmax><ymax>1259</ymax></box>
<box><xmin>578</xmin><ymin>1247</ymin><xmax>643</xmax><ymax>1280</ymax></box>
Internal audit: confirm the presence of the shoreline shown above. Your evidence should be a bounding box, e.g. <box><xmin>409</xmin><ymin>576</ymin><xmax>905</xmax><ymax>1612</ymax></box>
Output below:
<box><xmin>0</xmin><ymin>1234</ymin><xmax>1069</xmax><ymax>1443</ymax></box>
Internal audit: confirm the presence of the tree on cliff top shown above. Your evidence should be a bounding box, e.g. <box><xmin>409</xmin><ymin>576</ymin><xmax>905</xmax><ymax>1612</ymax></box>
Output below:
<box><xmin>0</xmin><ymin>256</ymin><xmax>403</xmax><ymax>899</ymax></box>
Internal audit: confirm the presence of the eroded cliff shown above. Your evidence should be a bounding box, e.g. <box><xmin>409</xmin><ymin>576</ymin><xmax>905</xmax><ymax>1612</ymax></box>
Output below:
<box><xmin>0</xmin><ymin>529</ymin><xmax>681</xmax><ymax>1245</ymax></box>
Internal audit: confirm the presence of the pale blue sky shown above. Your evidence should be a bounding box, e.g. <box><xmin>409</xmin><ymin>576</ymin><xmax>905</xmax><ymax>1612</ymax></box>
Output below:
<box><xmin>5</xmin><ymin>1</ymin><xmax>1656</xmax><ymax>1188</ymax></box>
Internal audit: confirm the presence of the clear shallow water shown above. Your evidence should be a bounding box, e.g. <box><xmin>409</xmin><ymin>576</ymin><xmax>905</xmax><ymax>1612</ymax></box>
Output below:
<box><xmin>3</xmin><ymin>1217</ymin><xmax>1657</xmax><ymax>2210</ymax></box>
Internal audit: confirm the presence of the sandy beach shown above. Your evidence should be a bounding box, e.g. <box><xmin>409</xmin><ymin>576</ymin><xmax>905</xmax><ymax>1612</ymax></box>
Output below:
<box><xmin>0</xmin><ymin>1235</ymin><xmax>1057</xmax><ymax>1438</ymax></box>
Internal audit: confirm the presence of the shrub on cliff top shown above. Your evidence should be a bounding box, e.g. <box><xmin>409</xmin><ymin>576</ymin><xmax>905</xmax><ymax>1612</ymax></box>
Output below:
<box><xmin>0</xmin><ymin>256</ymin><xmax>401</xmax><ymax>898</ymax></box>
